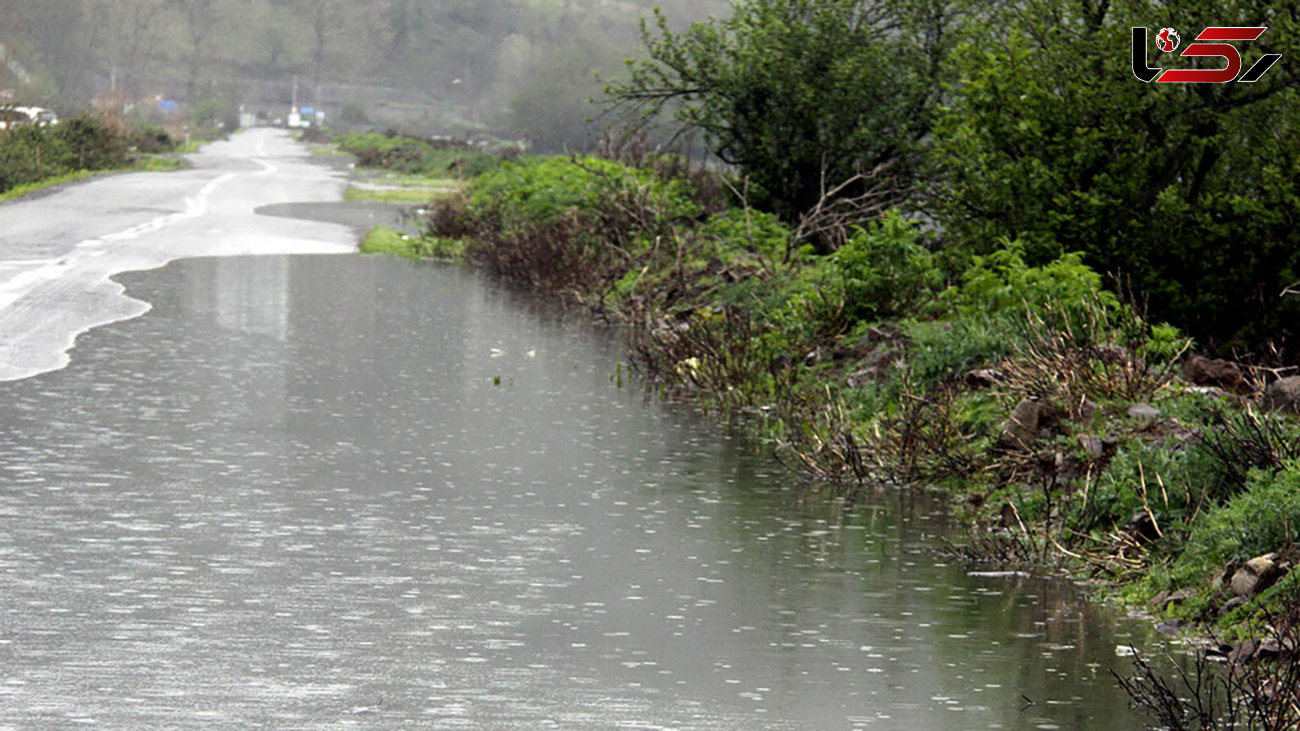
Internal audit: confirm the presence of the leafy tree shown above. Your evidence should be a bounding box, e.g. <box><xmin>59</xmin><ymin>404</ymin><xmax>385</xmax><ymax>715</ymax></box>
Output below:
<box><xmin>607</xmin><ymin>0</ymin><xmax>955</xmax><ymax>230</ymax></box>
<box><xmin>932</xmin><ymin>0</ymin><xmax>1300</xmax><ymax>356</ymax></box>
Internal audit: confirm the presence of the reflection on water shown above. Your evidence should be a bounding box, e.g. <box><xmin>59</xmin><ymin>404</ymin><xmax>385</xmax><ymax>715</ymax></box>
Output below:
<box><xmin>0</xmin><ymin>256</ymin><xmax>1157</xmax><ymax>728</ymax></box>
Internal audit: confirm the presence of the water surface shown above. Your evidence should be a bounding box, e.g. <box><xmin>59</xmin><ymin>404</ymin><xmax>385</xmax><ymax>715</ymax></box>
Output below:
<box><xmin>0</xmin><ymin>255</ymin><xmax>1157</xmax><ymax>728</ymax></box>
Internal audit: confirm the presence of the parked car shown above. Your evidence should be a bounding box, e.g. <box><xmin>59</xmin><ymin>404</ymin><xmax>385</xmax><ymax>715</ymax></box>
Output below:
<box><xmin>0</xmin><ymin>106</ymin><xmax>58</xmax><ymax>130</ymax></box>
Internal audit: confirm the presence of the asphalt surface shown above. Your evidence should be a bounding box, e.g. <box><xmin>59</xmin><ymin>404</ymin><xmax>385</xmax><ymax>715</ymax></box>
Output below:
<box><xmin>0</xmin><ymin>128</ymin><xmax>356</xmax><ymax>382</ymax></box>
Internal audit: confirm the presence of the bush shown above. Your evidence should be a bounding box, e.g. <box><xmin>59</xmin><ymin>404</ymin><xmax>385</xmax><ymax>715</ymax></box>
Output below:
<box><xmin>1174</xmin><ymin>465</ymin><xmax>1300</xmax><ymax>582</ymax></box>
<box><xmin>56</xmin><ymin>116</ymin><xmax>127</xmax><ymax>170</ymax></box>
<box><xmin>833</xmin><ymin>210</ymin><xmax>940</xmax><ymax>322</ymax></box>
<box><xmin>0</xmin><ymin>114</ymin><xmax>135</xmax><ymax>194</ymax></box>
<box><xmin>467</xmin><ymin>155</ymin><xmax>702</xmax><ymax>233</ymax></box>
<box><xmin>128</xmin><ymin>124</ymin><xmax>175</xmax><ymax>154</ymax></box>
<box><xmin>339</xmin><ymin>132</ymin><xmax>499</xmax><ymax>178</ymax></box>
<box><xmin>697</xmin><ymin>207</ymin><xmax>789</xmax><ymax>266</ymax></box>
<box><xmin>948</xmin><ymin>238</ymin><xmax>1116</xmax><ymax>323</ymax></box>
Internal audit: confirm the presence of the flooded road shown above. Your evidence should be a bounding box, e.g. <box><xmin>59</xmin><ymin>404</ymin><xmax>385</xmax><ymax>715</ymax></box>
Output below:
<box><xmin>0</xmin><ymin>128</ymin><xmax>353</xmax><ymax>382</ymax></box>
<box><xmin>0</xmin><ymin>254</ymin><xmax>1158</xmax><ymax>729</ymax></box>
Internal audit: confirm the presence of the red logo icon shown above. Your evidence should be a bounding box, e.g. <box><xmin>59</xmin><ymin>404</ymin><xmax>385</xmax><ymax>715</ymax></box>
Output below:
<box><xmin>1132</xmin><ymin>26</ymin><xmax>1282</xmax><ymax>83</ymax></box>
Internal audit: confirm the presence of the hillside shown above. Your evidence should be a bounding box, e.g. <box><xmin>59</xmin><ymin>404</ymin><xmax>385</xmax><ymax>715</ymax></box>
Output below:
<box><xmin>0</xmin><ymin>0</ymin><xmax>729</xmax><ymax>146</ymax></box>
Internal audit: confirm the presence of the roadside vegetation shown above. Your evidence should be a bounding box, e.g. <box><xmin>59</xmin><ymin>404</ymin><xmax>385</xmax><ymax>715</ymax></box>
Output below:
<box><xmin>312</xmin><ymin>129</ymin><xmax>506</xmax><ymax>204</ymax></box>
<box><xmin>346</xmin><ymin>0</ymin><xmax>1300</xmax><ymax>723</ymax></box>
<box><xmin>0</xmin><ymin>115</ymin><xmax>187</xmax><ymax>201</ymax></box>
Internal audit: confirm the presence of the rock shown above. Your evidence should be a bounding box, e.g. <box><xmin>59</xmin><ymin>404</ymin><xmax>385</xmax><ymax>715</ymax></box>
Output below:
<box><xmin>997</xmin><ymin>399</ymin><xmax>1065</xmax><ymax>451</ymax></box>
<box><xmin>1165</xmin><ymin>588</ymin><xmax>1196</xmax><ymax>605</ymax></box>
<box><xmin>964</xmin><ymin>368</ymin><xmax>1004</xmax><ymax>389</ymax></box>
<box><xmin>1156</xmin><ymin>619</ymin><xmax>1186</xmax><ymax>635</ymax></box>
<box><xmin>1095</xmin><ymin>344</ymin><xmax>1131</xmax><ymax>365</ymax></box>
<box><xmin>1261</xmin><ymin>376</ymin><xmax>1300</xmax><ymax>415</ymax></box>
<box><xmin>846</xmin><ymin>347</ymin><xmax>901</xmax><ymax>388</ymax></box>
<box><xmin>1221</xmin><ymin>595</ymin><xmax>1249</xmax><ymax>614</ymax></box>
<box><xmin>1127</xmin><ymin>403</ymin><xmax>1161</xmax><ymax>420</ymax></box>
<box><xmin>1183</xmin><ymin>354</ymin><xmax>1249</xmax><ymax>393</ymax></box>
<box><xmin>1255</xmin><ymin>637</ymin><xmax>1288</xmax><ymax>660</ymax></box>
<box><xmin>1229</xmin><ymin>639</ymin><xmax>1259</xmax><ymax>663</ymax></box>
<box><xmin>1078</xmin><ymin>435</ymin><xmax>1106</xmax><ymax>458</ymax></box>
<box><xmin>1229</xmin><ymin>553</ymin><xmax>1282</xmax><ymax>597</ymax></box>
<box><xmin>857</xmin><ymin>326</ymin><xmax>897</xmax><ymax>347</ymax></box>
<box><xmin>1075</xmin><ymin>398</ymin><xmax>1099</xmax><ymax>428</ymax></box>
<box><xmin>998</xmin><ymin>399</ymin><xmax>1043</xmax><ymax>450</ymax></box>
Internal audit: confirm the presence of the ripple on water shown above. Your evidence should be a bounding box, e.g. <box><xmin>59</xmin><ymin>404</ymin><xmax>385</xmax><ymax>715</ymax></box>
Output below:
<box><xmin>0</xmin><ymin>256</ymin><xmax>1167</xmax><ymax>729</ymax></box>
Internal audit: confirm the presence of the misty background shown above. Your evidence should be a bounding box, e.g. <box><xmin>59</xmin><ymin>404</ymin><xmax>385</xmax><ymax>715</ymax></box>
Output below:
<box><xmin>0</xmin><ymin>0</ymin><xmax>730</xmax><ymax>150</ymax></box>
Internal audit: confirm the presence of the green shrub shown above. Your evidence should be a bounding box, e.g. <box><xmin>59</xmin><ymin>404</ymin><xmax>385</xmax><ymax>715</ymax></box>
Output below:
<box><xmin>339</xmin><ymin>132</ymin><xmax>498</xmax><ymax>178</ymax></box>
<box><xmin>901</xmin><ymin>314</ymin><xmax>1021</xmax><ymax>385</ymax></box>
<box><xmin>833</xmin><ymin>210</ymin><xmax>940</xmax><ymax>322</ymax></box>
<box><xmin>1185</xmin><ymin>406</ymin><xmax>1300</xmax><ymax>506</ymax></box>
<box><xmin>467</xmin><ymin>155</ymin><xmax>702</xmax><ymax>231</ymax></box>
<box><xmin>697</xmin><ymin>207</ymin><xmax>788</xmax><ymax>265</ymax></box>
<box><xmin>948</xmin><ymin>238</ymin><xmax>1117</xmax><ymax>323</ymax></box>
<box><xmin>56</xmin><ymin>116</ymin><xmax>127</xmax><ymax>171</ymax></box>
<box><xmin>128</xmin><ymin>124</ymin><xmax>175</xmax><ymax>154</ymax></box>
<box><xmin>0</xmin><ymin>115</ymin><xmax>136</xmax><ymax>194</ymax></box>
<box><xmin>0</xmin><ymin>126</ymin><xmax>67</xmax><ymax>191</ymax></box>
<box><xmin>1072</xmin><ymin>439</ymin><xmax>1193</xmax><ymax>539</ymax></box>
<box><xmin>1172</xmin><ymin>464</ymin><xmax>1300</xmax><ymax>584</ymax></box>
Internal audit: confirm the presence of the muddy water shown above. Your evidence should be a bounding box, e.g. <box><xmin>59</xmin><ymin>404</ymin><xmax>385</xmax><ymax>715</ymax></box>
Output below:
<box><xmin>0</xmin><ymin>255</ymin><xmax>1158</xmax><ymax>728</ymax></box>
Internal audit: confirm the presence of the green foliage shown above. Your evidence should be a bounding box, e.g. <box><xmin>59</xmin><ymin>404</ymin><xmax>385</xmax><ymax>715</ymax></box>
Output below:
<box><xmin>56</xmin><ymin>116</ymin><xmax>128</xmax><ymax>171</ymax></box>
<box><xmin>127</xmin><ymin>125</ymin><xmax>176</xmax><ymax>154</ymax></box>
<box><xmin>833</xmin><ymin>210</ymin><xmax>940</xmax><ymax>322</ymax></box>
<box><xmin>608</xmin><ymin>0</ymin><xmax>952</xmax><ymax>223</ymax></box>
<box><xmin>358</xmin><ymin>225</ymin><xmax>463</xmax><ymax>261</ymax></box>
<box><xmin>697</xmin><ymin>207</ymin><xmax>789</xmax><ymax>264</ymax></box>
<box><xmin>901</xmin><ymin>314</ymin><xmax>1020</xmax><ymax>385</ymax></box>
<box><xmin>932</xmin><ymin>0</ymin><xmax>1300</xmax><ymax>356</ymax></box>
<box><xmin>0</xmin><ymin>115</ymin><xmax>136</xmax><ymax>194</ymax></box>
<box><xmin>1187</xmin><ymin>406</ymin><xmax>1300</xmax><ymax>506</ymax></box>
<box><xmin>948</xmin><ymin>239</ymin><xmax>1116</xmax><ymax>321</ymax></box>
<box><xmin>1074</xmin><ymin>439</ymin><xmax>1193</xmax><ymax>538</ymax></box>
<box><xmin>1173</xmin><ymin>465</ymin><xmax>1300</xmax><ymax>583</ymax></box>
<box><xmin>467</xmin><ymin>155</ymin><xmax>702</xmax><ymax>230</ymax></box>
<box><xmin>358</xmin><ymin>225</ymin><xmax>419</xmax><ymax>258</ymax></box>
<box><xmin>339</xmin><ymin>133</ymin><xmax>498</xmax><ymax>179</ymax></box>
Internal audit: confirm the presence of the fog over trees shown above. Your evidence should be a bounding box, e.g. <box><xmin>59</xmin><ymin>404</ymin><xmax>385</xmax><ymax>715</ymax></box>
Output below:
<box><xmin>0</xmin><ymin>0</ymin><xmax>729</xmax><ymax>149</ymax></box>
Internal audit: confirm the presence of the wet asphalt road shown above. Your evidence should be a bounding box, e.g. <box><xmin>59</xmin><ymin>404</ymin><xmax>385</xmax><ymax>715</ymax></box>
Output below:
<box><xmin>0</xmin><ymin>128</ymin><xmax>356</xmax><ymax>382</ymax></box>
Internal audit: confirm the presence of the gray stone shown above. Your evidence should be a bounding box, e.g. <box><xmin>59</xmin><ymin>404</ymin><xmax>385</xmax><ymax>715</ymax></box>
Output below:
<box><xmin>964</xmin><ymin>368</ymin><xmax>1004</xmax><ymax>389</ymax></box>
<box><xmin>1095</xmin><ymin>344</ymin><xmax>1130</xmax><ymax>365</ymax></box>
<box><xmin>1127</xmin><ymin>403</ymin><xmax>1161</xmax><ymax>420</ymax></box>
<box><xmin>1261</xmin><ymin>376</ymin><xmax>1300</xmax><ymax>415</ymax></box>
<box><xmin>1221</xmin><ymin>595</ymin><xmax>1249</xmax><ymax>614</ymax></box>
<box><xmin>1230</xmin><ymin>553</ymin><xmax>1281</xmax><ymax>597</ymax></box>
<box><xmin>846</xmin><ymin>347</ymin><xmax>901</xmax><ymax>388</ymax></box>
<box><xmin>1078</xmin><ymin>435</ymin><xmax>1105</xmax><ymax>458</ymax></box>
<box><xmin>998</xmin><ymin>399</ymin><xmax>1043</xmax><ymax>451</ymax></box>
<box><xmin>1156</xmin><ymin>619</ymin><xmax>1185</xmax><ymax>635</ymax></box>
<box><xmin>1229</xmin><ymin>638</ymin><xmax>1258</xmax><ymax>663</ymax></box>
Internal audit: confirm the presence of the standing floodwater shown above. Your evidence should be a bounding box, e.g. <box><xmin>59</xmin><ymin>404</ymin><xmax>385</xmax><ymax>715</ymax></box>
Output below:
<box><xmin>0</xmin><ymin>255</ymin><xmax>1156</xmax><ymax>728</ymax></box>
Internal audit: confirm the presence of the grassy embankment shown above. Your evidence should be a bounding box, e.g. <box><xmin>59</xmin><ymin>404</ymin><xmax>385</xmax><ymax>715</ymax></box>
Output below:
<box><xmin>347</xmin><ymin>146</ymin><xmax>1300</xmax><ymax>656</ymax></box>
<box><xmin>325</xmin><ymin>131</ymin><xmax>498</xmax><ymax>206</ymax></box>
<box><xmin>0</xmin><ymin>116</ymin><xmax>192</xmax><ymax>203</ymax></box>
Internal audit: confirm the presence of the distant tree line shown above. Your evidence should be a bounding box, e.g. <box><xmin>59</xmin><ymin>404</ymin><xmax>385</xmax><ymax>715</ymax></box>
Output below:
<box><xmin>0</xmin><ymin>0</ymin><xmax>728</xmax><ymax>146</ymax></box>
